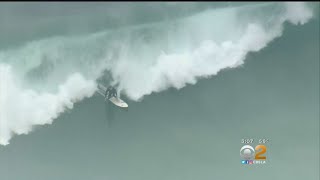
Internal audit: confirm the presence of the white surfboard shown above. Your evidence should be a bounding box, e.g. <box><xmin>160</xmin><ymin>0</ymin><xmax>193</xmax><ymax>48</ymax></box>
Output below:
<box><xmin>108</xmin><ymin>97</ymin><xmax>128</xmax><ymax>108</ymax></box>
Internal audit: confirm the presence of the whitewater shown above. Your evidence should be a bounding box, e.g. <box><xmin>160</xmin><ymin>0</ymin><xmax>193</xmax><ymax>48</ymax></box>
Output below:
<box><xmin>0</xmin><ymin>2</ymin><xmax>314</xmax><ymax>145</ymax></box>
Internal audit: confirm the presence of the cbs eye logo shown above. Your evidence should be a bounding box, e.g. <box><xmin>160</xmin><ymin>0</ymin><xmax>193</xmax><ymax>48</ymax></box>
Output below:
<box><xmin>240</xmin><ymin>145</ymin><xmax>267</xmax><ymax>160</ymax></box>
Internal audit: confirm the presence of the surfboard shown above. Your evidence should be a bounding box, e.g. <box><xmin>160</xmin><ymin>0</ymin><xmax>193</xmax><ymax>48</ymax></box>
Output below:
<box><xmin>108</xmin><ymin>97</ymin><xmax>128</xmax><ymax>108</ymax></box>
<box><xmin>97</xmin><ymin>84</ymin><xmax>129</xmax><ymax>109</ymax></box>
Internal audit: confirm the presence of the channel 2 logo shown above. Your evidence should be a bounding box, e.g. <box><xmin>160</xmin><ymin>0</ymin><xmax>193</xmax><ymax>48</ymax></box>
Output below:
<box><xmin>240</xmin><ymin>145</ymin><xmax>267</xmax><ymax>165</ymax></box>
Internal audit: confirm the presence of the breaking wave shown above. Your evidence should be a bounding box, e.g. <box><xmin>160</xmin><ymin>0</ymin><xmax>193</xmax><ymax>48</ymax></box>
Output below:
<box><xmin>0</xmin><ymin>2</ymin><xmax>314</xmax><ymax>145</ymax></box>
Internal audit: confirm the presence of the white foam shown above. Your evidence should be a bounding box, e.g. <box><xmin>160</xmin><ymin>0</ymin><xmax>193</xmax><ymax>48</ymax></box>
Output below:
<box><xmin>0</xmin><ymin>64</ymin><xmax>96</xmax><ymax>145</ymax></box>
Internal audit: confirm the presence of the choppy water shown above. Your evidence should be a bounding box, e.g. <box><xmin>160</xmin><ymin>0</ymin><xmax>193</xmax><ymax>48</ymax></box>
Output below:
<box><xmin>0</xmin><ymin>2</ymin><xmax>319</xmax><ymax>180</ymax></box>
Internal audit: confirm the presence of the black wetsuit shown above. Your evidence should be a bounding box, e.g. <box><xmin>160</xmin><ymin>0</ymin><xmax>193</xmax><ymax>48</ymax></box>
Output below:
<box><xmin>106</xmin><ymin>87</ymin><xmax>117</xmax><ymax>99</ymax></box>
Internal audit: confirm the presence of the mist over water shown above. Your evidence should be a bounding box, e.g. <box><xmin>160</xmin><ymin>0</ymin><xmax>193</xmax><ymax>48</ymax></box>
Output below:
<box><xmin>0</xmin><ymin>2</ymin><xmax>319</xmax><ymax>180</ymax></box>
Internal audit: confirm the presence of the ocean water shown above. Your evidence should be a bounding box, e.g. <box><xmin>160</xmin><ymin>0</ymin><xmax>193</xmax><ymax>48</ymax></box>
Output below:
<box><xmin>0</xmin><ymin>2</ymin><xmax>319</xmax><ymax>180</ymax></box>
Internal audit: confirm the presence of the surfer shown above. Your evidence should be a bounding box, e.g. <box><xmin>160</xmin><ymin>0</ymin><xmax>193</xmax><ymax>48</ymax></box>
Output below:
<box><xmin>97</xmin><ymin>83</ymin><xmax>128</xmax><ymax>108</ymax></box>
<box><xmin>105</xmin><ymin>86</ymin><xmax>117</xmax><ymax>100</ymax></box>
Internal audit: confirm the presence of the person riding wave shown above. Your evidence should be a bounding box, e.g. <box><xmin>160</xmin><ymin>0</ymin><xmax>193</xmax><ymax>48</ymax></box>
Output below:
<box><xmin>105</xmin><ymin>86</ymin><xmax>117</xmax><ymax>99</ymax></box>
